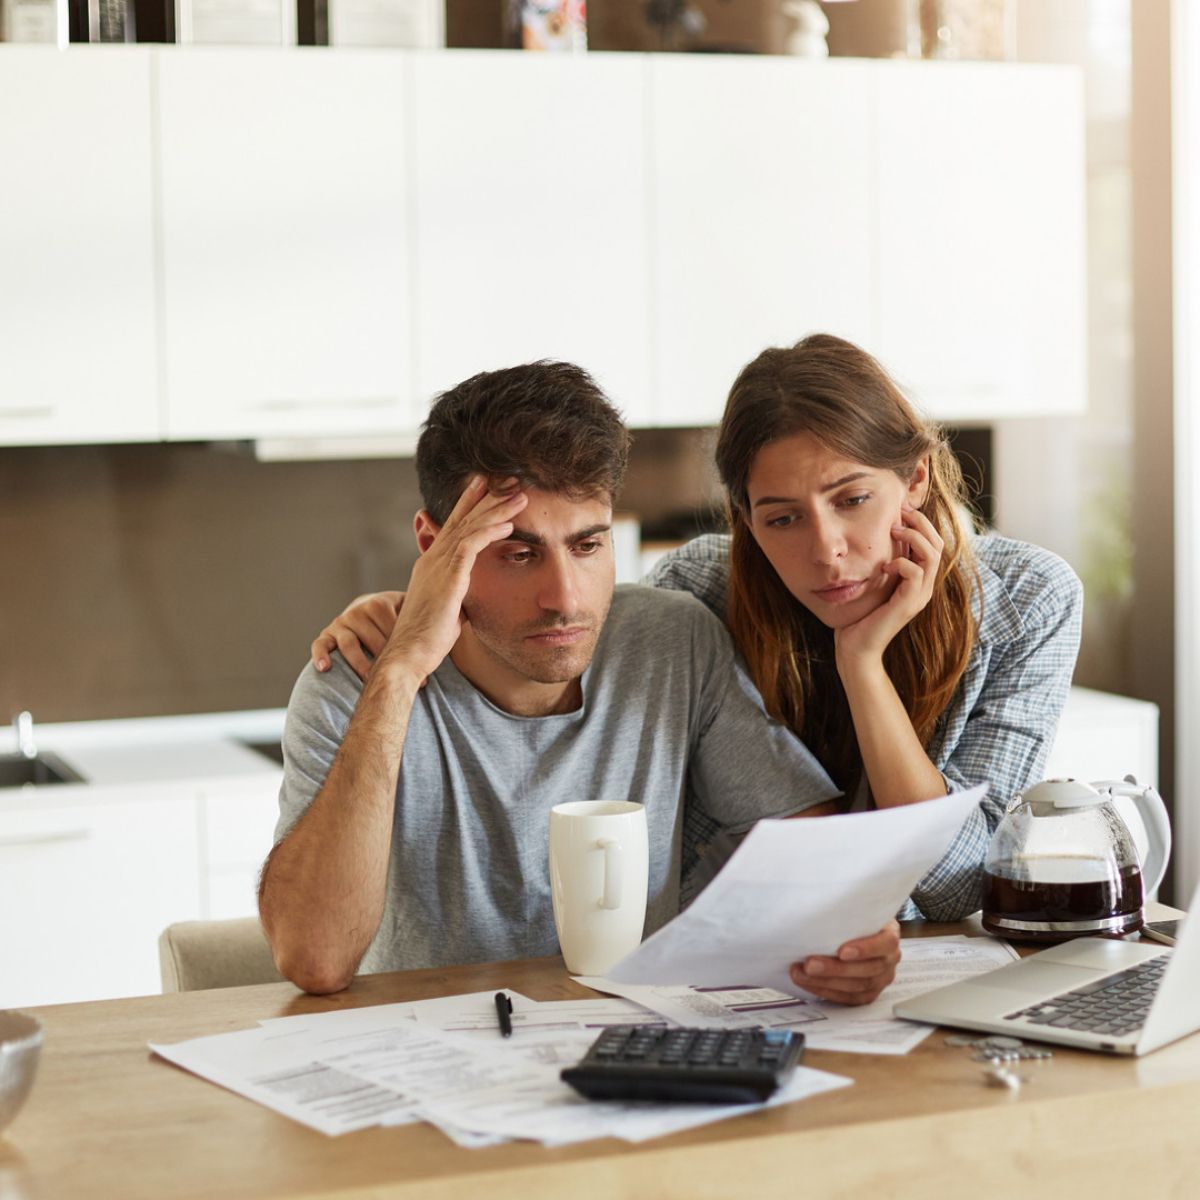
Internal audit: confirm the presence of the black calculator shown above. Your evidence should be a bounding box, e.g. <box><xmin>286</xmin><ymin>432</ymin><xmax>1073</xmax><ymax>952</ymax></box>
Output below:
<box><xmin>560</xmin><ymin>1025</ymin><xmax>805</xmax><ymax>1104</ymax></box>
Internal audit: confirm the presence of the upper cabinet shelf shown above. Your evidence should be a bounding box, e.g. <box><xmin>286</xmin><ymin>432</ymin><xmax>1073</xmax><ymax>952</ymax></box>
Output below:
<box><xmin>0</xmin><ymin>48</ymin><xmax>1086</xmax><ymax>445</ymax></box>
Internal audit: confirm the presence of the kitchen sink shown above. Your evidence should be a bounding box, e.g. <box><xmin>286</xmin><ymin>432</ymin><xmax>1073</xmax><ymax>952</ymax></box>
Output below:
<box><xmin>0</xmin><ymin>752</ymin><xmax>85</xmax><ymax>787</ymax></box>
<box><xmin>241</xmin><ymin>740</ymin><xmax>284</xmax><ymax>766</ymax></box>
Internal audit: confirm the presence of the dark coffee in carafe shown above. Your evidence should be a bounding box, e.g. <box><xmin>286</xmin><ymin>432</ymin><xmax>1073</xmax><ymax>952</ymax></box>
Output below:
<box><xmin>982</xmin><ymin>860</ymin><xmax>1144</xmax><ymax>941</ymax></box>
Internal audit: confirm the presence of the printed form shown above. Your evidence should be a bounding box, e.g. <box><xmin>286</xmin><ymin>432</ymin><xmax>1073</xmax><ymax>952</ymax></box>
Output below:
<box><xmin>151</xmin><ymin>994</ymin><xmax>850</xmax><ymax>1144</ymax></box>
<box><xmin>580</xmin><ymin>935</ymin><xmax>1019</xmax><ymax>1055</ymax></box>
<box><xmin>604</xmin><ymin>786</ymin><xmax>989</xmax><ymax>995</ymax></box>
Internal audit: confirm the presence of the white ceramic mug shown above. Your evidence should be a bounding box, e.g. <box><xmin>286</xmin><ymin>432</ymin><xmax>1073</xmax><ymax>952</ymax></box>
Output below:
<box><xmin>549</xmin><ymin>801</ymin><xmax>649</xmax><ymax>976</ymax></box>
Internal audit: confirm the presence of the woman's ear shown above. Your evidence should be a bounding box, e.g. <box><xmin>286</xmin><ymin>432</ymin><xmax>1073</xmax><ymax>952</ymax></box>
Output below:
<box><xmin>413</xmin><ymin>511</ymin><xmax>441</xmax><ymax>554</ymax></box>
<box><xmin>907</xmin><ymin>456</ymin><xmax>932</xmax><ymax>508</ymax></box>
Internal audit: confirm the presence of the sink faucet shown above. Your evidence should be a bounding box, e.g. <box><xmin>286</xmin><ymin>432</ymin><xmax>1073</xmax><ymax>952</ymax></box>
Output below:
<box><xmin>13</xmin><ymin>711</ymin><xmax>36</xmax><ymax>759</ymax></box>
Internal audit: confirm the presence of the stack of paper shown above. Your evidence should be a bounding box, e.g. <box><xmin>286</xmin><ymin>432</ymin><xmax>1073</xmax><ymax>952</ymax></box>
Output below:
<box><xmin>151</xmin><ymin>990</ymin><xmax>851</xmax><ymax>1144</ymax></box>
<box><xmin>150</xmin><ymin>932</ymin><xmax>1014</xmax><ymax>1145</ymax></box>
<box><xmin>582</xmin><ymin>935</ymin><xmax>1019</xmax><ymax>1055</ymax></box>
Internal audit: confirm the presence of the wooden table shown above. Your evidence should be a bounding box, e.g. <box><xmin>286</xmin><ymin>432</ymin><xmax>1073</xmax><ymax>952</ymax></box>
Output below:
<box><xmin>4</xmin><ymin>918</ymin><xmax>1199</xmax><ymax>1200</ymax></box>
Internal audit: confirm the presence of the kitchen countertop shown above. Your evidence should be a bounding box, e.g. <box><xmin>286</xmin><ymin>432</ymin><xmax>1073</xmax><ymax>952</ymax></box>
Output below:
<box><xmin>0</xmin><ymin>708</ymin><xmax>287</xmax><ymax>792</ymax></box>
<box><xmin>0</xmin><ymin>684</ymin><xmax>1156</xmax><ymax>794</ymax></box>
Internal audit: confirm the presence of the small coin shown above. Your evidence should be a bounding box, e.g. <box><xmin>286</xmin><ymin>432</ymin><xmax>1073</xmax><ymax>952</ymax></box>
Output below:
<box><xmin>981</xmin><ymin>1036</ymin><xmax>1025</xmax><ymax>1050</ymax></box>
<box><xmin>944</xmin><ymin>1035</ymin><xmax>976</xmax><ymax>1047</ymax></box>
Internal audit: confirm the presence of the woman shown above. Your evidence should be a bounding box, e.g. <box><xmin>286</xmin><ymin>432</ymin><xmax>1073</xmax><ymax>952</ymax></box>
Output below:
<box><xmin>310</xmin><ymin>334</ymin><xmax>1083</xmax><ymax>920</ymax></box>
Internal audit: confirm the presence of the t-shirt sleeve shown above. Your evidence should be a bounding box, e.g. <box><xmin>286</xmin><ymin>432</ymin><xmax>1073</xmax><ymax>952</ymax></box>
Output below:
<box><xmin>685</xmin><ymin>607</ymin><xmax>841</xmax><ymax>830</ymax></box>
<box><xmin>274</xmin><ymin>656</ymin><xmax>363</xmax><ymax>845</ymax></box>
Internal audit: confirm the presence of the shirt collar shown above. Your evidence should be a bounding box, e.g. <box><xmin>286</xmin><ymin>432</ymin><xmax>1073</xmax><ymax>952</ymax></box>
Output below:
<box><xmin>971</xmin><ymin>550</ymin><xmax>1024</xmax><ymax>646</ymax></box>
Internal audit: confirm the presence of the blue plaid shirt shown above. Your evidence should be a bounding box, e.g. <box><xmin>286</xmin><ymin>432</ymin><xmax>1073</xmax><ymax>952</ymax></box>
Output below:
<box><xmin>649</xmin><ymin>533</ymin><xmax>1084</xmax><ymax>921</ymax></box>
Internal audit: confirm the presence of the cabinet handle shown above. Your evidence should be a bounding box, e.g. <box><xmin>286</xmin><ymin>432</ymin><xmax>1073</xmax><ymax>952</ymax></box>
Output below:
<box><xmin>0</xmin><ymin>406</ymin><xmax>54</xmax><ymax>420</ymax></box>
<box><xmin>0</xmin><ymin>829</ymin><xmax>92</xmax><ymax>847</ymax></box>
<box><xmin>245</xmin><ymin>396</ymin><xmax>395</xmax><ymax>413</ymax></box>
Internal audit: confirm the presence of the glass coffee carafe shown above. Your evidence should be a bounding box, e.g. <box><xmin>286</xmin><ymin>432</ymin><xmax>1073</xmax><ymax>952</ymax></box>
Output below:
<box><xmin>982</xmin><ymin>777</ymin><xmax>1170</xmax><ymax>942</ymax></box>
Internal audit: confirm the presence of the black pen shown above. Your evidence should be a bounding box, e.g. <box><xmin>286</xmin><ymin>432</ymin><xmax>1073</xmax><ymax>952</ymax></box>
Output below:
<box><xmin>494</xmin><ymin>991</ymin><xmax>513</xmax><ymax>1037</ymax></box>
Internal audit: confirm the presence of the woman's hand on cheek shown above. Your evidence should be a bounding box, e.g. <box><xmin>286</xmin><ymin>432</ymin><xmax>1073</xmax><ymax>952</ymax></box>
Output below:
<box><xmin>834</xmin><ymin>504</ymin><xmax>944</xmax><ymax>668</ymax></box>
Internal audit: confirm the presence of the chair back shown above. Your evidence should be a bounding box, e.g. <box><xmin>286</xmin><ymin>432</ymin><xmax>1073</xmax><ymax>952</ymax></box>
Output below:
<box><xmin>158</xmin><ymin>917</ymin><xmax>284</xmax><ymax>992</ymax></box>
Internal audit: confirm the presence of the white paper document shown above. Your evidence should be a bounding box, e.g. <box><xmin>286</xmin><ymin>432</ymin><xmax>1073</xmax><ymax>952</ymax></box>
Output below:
<box><xmin>152</xmin><ymin>992</ymin><xmax>851</xmax><ymax>1144</ymax></box>
<box><xmin>574</xmin><ymin>977</ymin><xmax>823</xmax><ymax>1032</ymax></box>
<box><xmin>409</xmin><ymin>990</ymin><xmax>603</xmax><ymax>1037</ymax></box>
<box><xmin>801</xmin><ymin>935</ymin><xmax>1019</xmax><ymax>1054</ymax></box>
<box><xmin>582</xmin><ymin>935</ymin><xmax>1019</xmax><ymax>1056</ymax></box>
<box><xmin>314</xmin><ymin>1018</ymin><xmax>850</xmax><ymax>1146</ymax></box>
<box><xmin>150</xmin><ymin>1023</ymin><xmax>423</xmax><ymax>1136</ymax></box>
<box><xmin>409</xmin><ymin>995</ymin><xmax>665</xmax><ymax>1068</ymax></box>
<box><xmin>606</xmin><ymin>786</ymin><xmax>988</xmax><ymax>994</ymax></box>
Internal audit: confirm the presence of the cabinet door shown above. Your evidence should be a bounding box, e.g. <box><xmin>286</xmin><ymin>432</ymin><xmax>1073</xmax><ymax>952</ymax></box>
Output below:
<box><xmin>0</xmin><ymin>47</ymin><xmax>159</xmax><ymax>446</ymax></box>
<box><xmin>0</xmin><ymin>792</ymin><xmax>201</xmax><ymax>1007</ymax></box>
<box><xmin>412</xmin><ymin>51</ymin><xmax>653</xmax><ymax>426</ymax></box>
<box><xmin>650</xmin><ymin>57</ymin><xmax>876</xmax><ymax>428</ymax></box>
<box><xmin>158</xmin><ymin>48</ymin><xmax>415</xmax><ymax>440</ymax></box>
<box><xmin>875</xmin><ymin>62</ymin><xmax>1086</xmax><ymax>421</ymax></box>
<box><xmin>201</xmin><ymin>778</ymin><xmax>282</xmax><ymax>920</ymax></box>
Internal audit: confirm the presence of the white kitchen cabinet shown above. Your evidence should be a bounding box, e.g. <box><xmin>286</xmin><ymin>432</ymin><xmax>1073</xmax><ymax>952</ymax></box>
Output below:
<box><xmin>0</xmin><ymin>789</ymin><xmax>201</xmax><ymax>1007</ymax></box>
<box><xmin>158</xmin><ymin>48</ymin><xmax>416</xmax><ymax>440</ymax></box>
<box><xmin>874</xmin><ymin>62</ymin><xmax>1086</xmax><ymax>422</ymax></box>
<box><xmin>0</xmin><ymin>47</ymin><xmax>159</xmax><ymax>445</ymax></box>
<box><xmin>2</xmin><ymin>50</ymin><xmax>1086</xmax><ymax>447</ymax></box>
<box><xmin>200</xmin><ymin>776</ymin><xmax>282</xmax><ymax>920</ymax></box>
<box><xmin>411</xmin><ymin>52</ymin><xmax>654</xmax><ymax>426</ymax></box>
<box><xmin>649</xmin><ymin>56</ymin><xmax>876</xmax><ymax>428</ymax></box>
<box><xmin>1046</xmin><ymin>687</ymin><xmax>1159</xmax><ymax>789</ymax></box>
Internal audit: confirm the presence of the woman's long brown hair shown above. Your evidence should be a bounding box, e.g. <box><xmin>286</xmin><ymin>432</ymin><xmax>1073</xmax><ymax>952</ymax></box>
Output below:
<box><xmin>716</xmin><ymin>334</ymin><xmax>979</xmax><ymax>792</ymax></box>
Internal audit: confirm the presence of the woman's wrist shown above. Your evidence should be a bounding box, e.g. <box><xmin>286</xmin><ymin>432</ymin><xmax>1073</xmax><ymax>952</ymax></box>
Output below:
<box><xmin>835</xmin><ymin>643</ymin><xmax>888</xmax><ymax>693</ymax></box>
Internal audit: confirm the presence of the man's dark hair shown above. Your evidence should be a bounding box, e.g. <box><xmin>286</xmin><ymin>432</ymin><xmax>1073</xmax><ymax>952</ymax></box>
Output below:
<box><xmin>416</xmin><ymin>361</ymin><xmax>632</xmax><ymax>524</ymax></box>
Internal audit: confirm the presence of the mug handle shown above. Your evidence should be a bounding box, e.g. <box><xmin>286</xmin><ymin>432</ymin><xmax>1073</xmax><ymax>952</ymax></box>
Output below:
<box><xmin>597</xmin><ymin>837</ymin><xmax>623</xmax><ymax>910</ymax></box>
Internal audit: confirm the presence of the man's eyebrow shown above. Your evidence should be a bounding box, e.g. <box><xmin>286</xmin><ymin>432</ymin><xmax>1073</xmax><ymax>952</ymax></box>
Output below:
<box><xmin>751</xmin><ymin>472</ymin><xmax>873</xmax><ymax>508</ymax></box>
<box><xmin>503</xmin><ymin>524</ymin><xmax>612</xmax><ymax>548</ymax></box>
<box><xmin>570</xmin><ymin>524</ymin><xmax>612</xmax><ymax>542</ymax></box>
<box><xmin>504</xmin><ymin>529</ymin><xmax>546</xmax><ymax>548</ymax></box>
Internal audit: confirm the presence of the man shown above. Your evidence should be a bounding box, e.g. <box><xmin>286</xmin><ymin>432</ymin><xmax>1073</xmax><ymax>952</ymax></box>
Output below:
<box><xmin>259</xmin><ymin>361</ymin><xmax>900</xmax><ymax>1001</ymax></box>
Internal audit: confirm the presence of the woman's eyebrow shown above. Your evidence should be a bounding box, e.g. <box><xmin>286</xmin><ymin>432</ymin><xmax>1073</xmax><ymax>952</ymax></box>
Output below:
<box><xmin>819</xmin><ymin>471</ymin><xmax>872</xmax><ymax>493</ymax></box>
<box><xmin>752</xmin><ymin>472</ymin><xmax>872</xmax><ymax>508</ymax></box>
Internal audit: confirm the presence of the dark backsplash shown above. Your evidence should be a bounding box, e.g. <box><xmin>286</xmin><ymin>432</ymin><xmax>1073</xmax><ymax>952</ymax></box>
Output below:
<box><xmin>2</xmin><ymin>443</ymin><xmax>427</xmax><ymax>721</ymax></box>
<box><xmin>2</xmin><ymin>424</ymin><xmax>988</xmax><ymax>723</ymax></box>
<box><xmin>1</xmin><ymin>430</ymin><xmax>720</xmax><ymax>722</ymax></box>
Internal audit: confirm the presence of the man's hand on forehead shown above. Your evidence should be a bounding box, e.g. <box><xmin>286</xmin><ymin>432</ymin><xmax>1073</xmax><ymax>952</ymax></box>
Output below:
<box><xmin>481</xmin><ymin>474</ymin><xmax>524</xmax><ymax>499</ymax></box>
<box><xmin>372</xmin><ymin>476</ymin><xmax>529</xmax><ymax>688</ymax></box>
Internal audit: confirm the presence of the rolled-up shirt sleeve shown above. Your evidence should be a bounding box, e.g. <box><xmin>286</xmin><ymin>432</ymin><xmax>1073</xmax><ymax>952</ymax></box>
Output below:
<box><xmin>903</xmin><ymin>549</ymin><xmax>1084</xmax><ymax>920</ymax></box>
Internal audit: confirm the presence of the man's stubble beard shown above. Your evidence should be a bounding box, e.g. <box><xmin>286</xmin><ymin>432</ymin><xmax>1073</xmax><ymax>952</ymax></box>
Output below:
<box><xmin>464</xmin><ymin>597</ymin><xmax>613</xmax><ymax>685</ymax></box>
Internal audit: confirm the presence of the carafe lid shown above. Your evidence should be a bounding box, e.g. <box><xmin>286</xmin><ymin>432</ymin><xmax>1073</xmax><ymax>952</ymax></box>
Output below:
<box><xmin>1015</xmin><ymin>778</ymin><xmax>1105</xmax><ymax>811</ymax></box>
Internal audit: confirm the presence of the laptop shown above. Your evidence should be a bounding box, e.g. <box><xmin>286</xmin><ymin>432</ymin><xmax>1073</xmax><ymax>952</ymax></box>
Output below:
<box><xmin>894</xmin><ymin>886</ymin><xmax>1200</xmax><ymax>1056</ymax></box>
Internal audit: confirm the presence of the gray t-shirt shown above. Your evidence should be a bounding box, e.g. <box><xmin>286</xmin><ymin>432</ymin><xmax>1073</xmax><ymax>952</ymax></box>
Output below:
<box><xmin>276</xmin><ymin>584</ymin><xmax>839</xmax><ymax>973</ymax></box>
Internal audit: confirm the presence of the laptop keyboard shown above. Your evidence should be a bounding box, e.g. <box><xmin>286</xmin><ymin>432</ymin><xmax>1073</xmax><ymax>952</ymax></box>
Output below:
<box><xmin>1004</xmin><ymin>954</ymin><xmax>1169</xmax><ymax>1038</ymax></box>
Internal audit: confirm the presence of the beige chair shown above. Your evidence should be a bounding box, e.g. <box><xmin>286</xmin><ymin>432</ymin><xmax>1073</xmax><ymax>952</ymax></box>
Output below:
<box><xmin>158</xmin><ymin>917</ymin><xmax>285</xmax><ymax>992</ymax></box>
